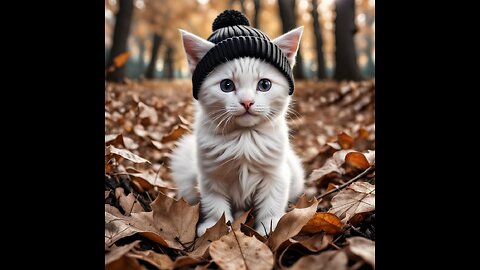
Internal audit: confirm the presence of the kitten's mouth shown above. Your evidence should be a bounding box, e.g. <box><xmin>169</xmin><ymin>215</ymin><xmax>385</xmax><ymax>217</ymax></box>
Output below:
<box><xmin>239</xmin><ymin>111</ymin><xmax>257</xmax><ymax>117</ymax></box>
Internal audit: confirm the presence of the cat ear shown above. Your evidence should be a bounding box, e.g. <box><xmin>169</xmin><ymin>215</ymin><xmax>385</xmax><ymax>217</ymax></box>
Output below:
<box><xmin>272</xmin><ymin>26</ymin><xmax>304</xmax><ymax>68</ymax></box>
<box><xmin>179</xmin><ymin>29</ymin><xmax>215</xmax><ymax>73</ymax></box>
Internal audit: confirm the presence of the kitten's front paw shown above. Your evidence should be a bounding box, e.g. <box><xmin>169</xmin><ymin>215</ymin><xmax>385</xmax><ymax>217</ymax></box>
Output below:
<box><xmin>255</xmin><ymin>216</ymin><xmax>281</xmax><ymax>235</ymax></box>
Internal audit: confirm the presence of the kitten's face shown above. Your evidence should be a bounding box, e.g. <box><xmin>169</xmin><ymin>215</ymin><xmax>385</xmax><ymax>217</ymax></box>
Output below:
<box><xmin>180</xmin><ymin>26</ymin><xmax>303</xmax><ymax>129</ymax></box>
<box><xmin>198</xmin><ymin>58</ymin><xmax>290</xmax><ymax>127</ymax></box>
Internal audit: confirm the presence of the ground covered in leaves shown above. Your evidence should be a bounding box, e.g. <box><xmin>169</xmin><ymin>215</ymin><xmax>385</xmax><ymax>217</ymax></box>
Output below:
<box><xmin>105</xmin><ymin>79</ymin><xmax>375</xmax><ymax>270</ymax></box>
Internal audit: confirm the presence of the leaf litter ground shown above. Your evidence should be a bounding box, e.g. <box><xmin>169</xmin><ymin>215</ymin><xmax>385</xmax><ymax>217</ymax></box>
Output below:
<box><xmin>105</xmin><ymin>79</ymin><xmax>375</xmax><ymax>270</ymax></box>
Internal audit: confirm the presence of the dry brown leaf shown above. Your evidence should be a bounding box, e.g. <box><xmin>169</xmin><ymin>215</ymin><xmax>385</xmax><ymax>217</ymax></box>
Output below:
<box><xmin>298</xmin><ymin>232</ymin><xmax>333</xmax><ymax>252</ymax></box>
<box><xmin>189</xmin><ymin>214</ymin><xmax>229</xmax><ymax>258</ymax></box>
<box><xmin>308</xmin><ymin>150</ymin><xmax>354</xmax><ymax>182</ymax></box>
<box><xmin>128</xmin><ymin>170</ymin><xmax>172</xmax><ymax>189</ymax></box>
<box><xmin>123</xmin><ymin>135</ymin><xmax>139</xmax><ymax>150</ymax></box>
<box><xmin>346</xmin><ymin>237</ymin><xmax>375</xmax><ymax>268</ymax></box>
<box><xmin>329</xmin><ymin>182</ymin><xmax>375</xmax><ymax>224</ymax></box>
<box><xmin>301</xmin><ymin>212</ymin><xmax>343</xmax><ymax>234</ymax></box>
<box><xmin>106</xmin><ymin>255</ymin><xmax>147</xmax><ymax>270</ymax></box>
<box><xmin>161</xmin><ymin>124</ymin><xmax>189</xmax><ymax>143</ymax></box>
<box><xmin>105</xmin><ymin>191</ymin><xmax>111</xmax><ymax>199</ymax></box>
<box><xmin>345</xmin><ymin>152</ymin><xmax>370</xmax><ymax>170</ymax></box>
<box><xmin>128</xmin><ymin>250</ymin><xmax>174</xmax><ymax>270</ymax></box>
<box><xmin>173</xmin><ymin>256</ymin><xmax>204</xmax><ymax>268</ymax></box>
<box><xmin>115</xmin><ymin>187</ymin><xmax>144</xmax><ymax>215</ymax></box>
<box><xmin>267</xmin><ymin>198</ymin><xmax>319</xmax><ymax>251</ymax></box>
<box><xmin>338</xmin><ymin>132</ymin><xmax>354</xmax><ymax>149</ymax></box>
<box><xmin>133</xmin><ymin>124</ymin><xmax>149</xmax><ymax>137</ymax></box>
<box><xmin>113</xmin><ymin>52</ymin><xmax>130</xmax><ymax>68</ymax></box>
<box><xmin>348</xmin><ymin>212</ymin><xmax>374</xmax><ymax>227</ymax></box>
<box><xmin>138</xmin><ymin>102</ymin><xmax>158</xmax><ymax>125</ymax></box>
<box><xmin>105</xmin><ymin>134</ymin><xmax>125</xmax><ymax>147</ymax></box>
<box><xmin>107</xmin><ymin>145</ymin><xmax>150</xmax><ymax>164</ymax></box>
<box><xmin>210</xmin><ymin>231</ymin><xmax>274</xmax><ymax>270</ymax></box>
<box><xmin>150</xmin><ymin>192</ymin><xmax>199</xmax><ymax>249</ymax></box>
<box><xmin>288</xmin><ymin>249</ymin><xmax>348</xmax><ymax>270</ymax></box>
<box><xmin>151</xmin><ymin>140</ymin><xmax>165</xmax><ymax>150</ymax></box>
<box><xmin>105</xmin><ymin>240</ymin><xmax>140</xmax><ymax>265</ymax></box>
<box><xmin>291</xmin><ymin>194</ymin><xmax>315</xmax><ymax>209</ymax></box>
<box><xmin>232</xmin><ymin>209</ymin><xmax>252</xmax><ymax>231</ymax></box>
<box><xmin>105</xmin><ymin>205</ymin><xmax>169</xmax><ymax>247</ymax></box>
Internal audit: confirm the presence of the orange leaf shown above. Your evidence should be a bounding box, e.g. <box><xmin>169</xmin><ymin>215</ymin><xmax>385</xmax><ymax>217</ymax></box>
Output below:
<box><xmin>301</xmin><ymin>212</ymin><xmax>343</xmax><ymax>234</ymax></box>
<box><xmin>161</xmin><ymin>124</ymin><xmax>189</xmax><ymax>143</ymax></box>
<box><xmin>113</xmin><ymin>52</ymin><xmax>130</xmax><ymax>68</ymax></box>
<box><xmin>345</xmin><ymin>152</ymin><xmax>370</xmax><ymax>170</ymax></box>
<box><xmin>337</xmin><ymin>132</ymin><xmax>354</xmax><ymax>149</ymax></box>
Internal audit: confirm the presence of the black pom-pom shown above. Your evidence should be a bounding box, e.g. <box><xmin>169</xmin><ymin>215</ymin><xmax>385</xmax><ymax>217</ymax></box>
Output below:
<box><xmin>212</xmin><ymin>10</ymin><xmax>250</xmax><ymax>31</ymax></box>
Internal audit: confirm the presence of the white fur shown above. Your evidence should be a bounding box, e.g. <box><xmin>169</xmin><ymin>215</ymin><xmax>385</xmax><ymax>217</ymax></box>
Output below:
<box><xmin>171</xmin><ymin>28</ymin><xmax>305</xmax><ymax>236</ymax></box>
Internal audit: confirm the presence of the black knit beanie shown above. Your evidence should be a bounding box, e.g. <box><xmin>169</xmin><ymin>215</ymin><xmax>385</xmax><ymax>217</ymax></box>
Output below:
<box><xmin>192</xmin><ymin>10</ymin><xmax>294</xmax><ymax>100</ymax></box>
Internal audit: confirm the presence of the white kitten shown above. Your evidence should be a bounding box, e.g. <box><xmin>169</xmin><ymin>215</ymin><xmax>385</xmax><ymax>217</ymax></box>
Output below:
<box><xmin>171</xmin><ymin>27</ymin><xmax>305</xmax><ymax>236</ymax></box>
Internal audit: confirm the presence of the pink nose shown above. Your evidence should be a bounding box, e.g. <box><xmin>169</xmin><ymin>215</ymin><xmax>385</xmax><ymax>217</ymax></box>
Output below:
<box><xmin>240</xmin><ymin>100</ymin><xmax>254</xmax><ymax>110</ymax></box>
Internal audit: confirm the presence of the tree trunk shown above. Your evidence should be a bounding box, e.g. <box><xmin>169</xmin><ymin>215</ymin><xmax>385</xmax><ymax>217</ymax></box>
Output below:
<box><xmin>145</xmin><ymin>33</ymin><xmax>163</xmax><ymax>79</ymax></box>
<box><xmin>277</xmin><ymin>0</ymin><xmax>304</xmax><ymax>79</ymax></box>
<box><xmin>239</xmin><ymin>0</ymin><xmax>246</xmax><ymax>14</ymax></box>
<box><xmin>334</xmin><ymin>0</ymin><xmax>362</xmax><ymax>81</ymax></box>
<box><xmin>253</xmin><ymin>0</ymin><xmax>261</xmax><ymax>28</ymax></box>
<box><xmin>163</xmin><ymin>46</ymin><xmax>174</xmax><ymax>79</ymax></box>
<box><xmin>106</xmin><ymin>0</ymin><xmax>134</xmax><ymax>82</ymax></box>
<box><xmin>311</xmin><ymin>0</ymin><xmax>326</xmax><ymax>79</ymax></box>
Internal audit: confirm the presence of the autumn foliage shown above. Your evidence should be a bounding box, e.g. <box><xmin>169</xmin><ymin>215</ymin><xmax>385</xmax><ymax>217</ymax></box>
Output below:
<box><xmin>105</xmin><ymin>80</ymin><xmax>375</xmax><ymax>269</ymax></box>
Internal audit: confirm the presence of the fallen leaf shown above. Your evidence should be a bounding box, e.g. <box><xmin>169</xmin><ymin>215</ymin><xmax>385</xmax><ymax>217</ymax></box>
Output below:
<box><xmin>232</xmin><ymin>209</ymin><xmax>252</xmax><ymax>231</ymax></box>
<box><xmin>105</xmin><ymin>205</ymin><xmax>169</xmax><ymax>247</ymax></box>
<box><xmin>128</xmin><ymin>250</ymin><xmax>174</xmax><ymax>270</ymax></box>
<box><xmin>345</xmin><ymin>152</ymin><xmax>370</xmax><ymax>170</ymax></box>
<box><xmin>308</xmin><ymin>150</ymin><xmax>354</xmax><ymax>182</ymax></box>
<box><xmin>105</xmin><ymin>191</ymin><xmax>111</xmax><ymax>199</ymax></box>
<box><xmin>113</xmin><ymin>52</ymin><xmax>130</xmax><ymax>68</ymax></box>
<box><xmin>138</xmin><ymin>102</ymin><xmax>158</xmax><ymax>125</ymax></box>
<box><xmin>288</xmin><ymin>250</ymin><xmax>348</xmax><ymax>270</ymax></box>
<box><xmin>301</xmin><ymin>212</ymin><xmax>343</xmax><ymax>234</ymax></box>
<box><xmin>106</xmin><ymin>255</ymin><xmax>147</xmax><ymax>270</ymax></box>
<box><xmin>151</xmin><ymin>140</ymin><xmax>165</xmax><ymax>150</ymax></box>
<box><xmin>115</xmin><ymin>187</ymin><xmax>144</xmax><ymax>215</ymax></box>
<box><xmin>346</xmin><ymin>237</ymin><xmax>375</xmax><ymax>268</ymax></box>
<box><xmin>337</xmin><ymin>132</ymin><xmax>354</xmax><ymax>149</ymax></box>
<box><xmin>298</xmin><ymin>232</ymin><xmax>333</xmax><ymax>252</ymax></box>
<box><xmin>105</xmin><ymin>134</ymin><xmax>125</xmax><ymax>147</ymax></box>
<box><xmin>329</xmin><ymin>182</ymin><xmax>375</xmax><ymax>223</ymax></box>
<box><xmin>127</xmin><ymin>170</ymin><xmax>172</xmax><ymax>189</ymax></box>
<box><xmin>189</xmin><ymin>214</ymin><xmax>229</xmax><ymax>258</ymax></box>
<box><xmin>161</xmin><ymin>124</ymin><xmax>189</xmax><ymax>143</ymax></box>
<box><xmin>107</xmin><ymin>145</ymin><xmax>151</xmax><ymax>164</ymax></box>
<box><xmin>291</xmin><ymin>194</ymin><xmax>314</xmax><ymax>209</ymax></box>
<box><xmin>173</xmin><ymin>256</ymin><xmax>204</xmax><ymax>268</ymax></box>
<box><xmin>133</xmin><ymin>124</ymin><xmax>149</xmax><ymax>137</ymax></box>
<box><xmin>105</xmin><ymin>240</ymin><xmax>140</xmax><ymax>265</ymax></box>
<box><xmin>348</xmin><ymin>211</ymin><xmax>374</xmax><ymax>227</ymax></box>
<box><xmin>210</xmin><ymin>231</ymin><xmax>274</xmax><ymax>270</ymax></box>
<box><xmin>150</xmin><ymin>192</ymin><xmax>199</xmax><ymax>249</ymax></box>
<box><xmin>267</xmin><ymin>198</ymin><xmax>319</xmax><ymax>251</ymax></box>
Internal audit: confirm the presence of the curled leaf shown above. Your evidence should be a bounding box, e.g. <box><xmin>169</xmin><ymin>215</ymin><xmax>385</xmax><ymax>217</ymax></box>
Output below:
<box><xmin>301</xmin><ymin>212</ymin><xmax>343</xmax><ymax>234</ymax></box>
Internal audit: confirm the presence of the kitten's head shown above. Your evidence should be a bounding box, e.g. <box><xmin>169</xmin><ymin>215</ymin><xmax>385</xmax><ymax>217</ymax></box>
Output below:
<box><xmin>180</xmin><ymin>11</ymin><xmax>303</xmax><ymax>128</ymax></box>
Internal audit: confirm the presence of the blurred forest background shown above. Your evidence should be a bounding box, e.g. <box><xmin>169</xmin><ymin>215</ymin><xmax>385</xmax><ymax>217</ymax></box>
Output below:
<box><xmin>105</xmin><ymin>0</ymin><xmax>375</xmax><ymax>82</ymax></box>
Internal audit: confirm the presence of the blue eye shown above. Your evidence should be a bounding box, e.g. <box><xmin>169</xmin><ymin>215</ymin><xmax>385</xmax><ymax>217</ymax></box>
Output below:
<box><xmin>257</xmin><ymin>79</ymin><xmax>271</xmax><ymax>92</ymax></box>
<box><xmin>220</xmin><ymin>79</ymin><xmax>235</xmax><ymax>92</ymax></box>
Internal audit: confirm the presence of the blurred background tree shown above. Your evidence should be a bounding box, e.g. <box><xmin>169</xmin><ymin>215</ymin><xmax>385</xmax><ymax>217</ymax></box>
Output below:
<box><xmin>105</xmin><ymin>0</ymin><xmax>375</xmax><ymax>82</ymax></box>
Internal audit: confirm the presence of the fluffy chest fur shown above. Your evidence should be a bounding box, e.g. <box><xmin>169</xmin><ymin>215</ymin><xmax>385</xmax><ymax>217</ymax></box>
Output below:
<box><xmin>195</xmin><ymin>111</ymin><xmax>289</xmax><ymax>210</ymax></box>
